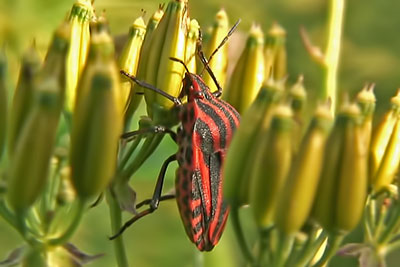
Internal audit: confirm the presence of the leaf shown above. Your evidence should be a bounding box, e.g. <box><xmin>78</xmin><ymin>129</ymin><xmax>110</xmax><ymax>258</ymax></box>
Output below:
<box><xmin>113</xmin><ymin>181</ymin><xmax>137</xmax><ymax>214</ymax></box>
<box><xmin>338</xmin><ymin>243</ymin><xmax>387</xmax><ymax>267</ymax></box>
<box><xmin>0</xmin><ymin>246</ymin><xmax>25</xmax><ymax>266</ymax></box>
<box><xmin>63</xmin><ymin>243</ymin><xmax>104</xmax><ymax>265</ymax></box>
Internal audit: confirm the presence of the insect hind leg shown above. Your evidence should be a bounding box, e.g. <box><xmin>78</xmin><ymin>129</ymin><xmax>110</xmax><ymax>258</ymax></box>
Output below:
<box><xmin>109</xmin><ymin>154</ymin><xmax>177</xmax><ymax>240</ymax></box>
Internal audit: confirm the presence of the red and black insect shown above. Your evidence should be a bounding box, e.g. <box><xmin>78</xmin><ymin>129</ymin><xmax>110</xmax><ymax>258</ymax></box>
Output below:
<box><xmin>111</xmin><ymin>21</ymin><xmax>240</xmax><ymax>251</ymax></box>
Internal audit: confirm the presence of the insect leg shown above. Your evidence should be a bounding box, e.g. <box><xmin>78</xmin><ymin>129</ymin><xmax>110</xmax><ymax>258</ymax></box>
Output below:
<box><xmin>135</xmin><ymin>194</ymin><xmax>175</xmax><ymax>209</ymax></box>
<box><xmin>122</xmin><ymin>125</ymin><xmax>177</xmax><ymax>143</ymax></box>
<box><xmin>120</xmin><ymin>70</ymin><xmax>182</xmax><ymax>106</ymax></box>
<box><xmin>109</xmin><ymin>154</ymin><xmax>177</xmax><ymax>240</ymax></box>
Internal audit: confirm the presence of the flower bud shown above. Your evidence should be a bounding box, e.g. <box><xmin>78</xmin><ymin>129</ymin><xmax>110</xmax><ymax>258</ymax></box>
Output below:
<box><xmin>0</xmin><ymin>50</ymin><xmax>8</xmax><ymax>159</ymax></box>
<box><xmin>224</xmin><ymin>79</ymin><xmax>285</xmax><ymax>207</ymax></box>
<box><xmin>356</xmin><ymin>83</ymin><xmax>376</xmax><ymax>149</ymax></box>
<box><xmin>312</xmin><ymin>103</ymin><xmax>368</xmax><ymax>232</ymax></box>
<box><xmin>185</xmin><ymin>19</ymin><xmax>200</xmax><ymax>73</ymax></box>
<box><xmin>369</xmin><ymin>90</ymin><xmax>400</xmax><ymax>187</ymax></box>
<box><xmin>144</xmin><ymin>0</ymin><xmax>188</xmax><ymax>122</ymax></box>
<box><xmin>276</xmin><ymin>103</ymin><xmax>333</xmax><ymax>234</ymax></box>
<box><xmin>202</xmin><ymin>9</ymin><xmax>229</xmax><ymax>93</ymax></box>
<box><xmin>8</xmin><ymin>44</ymin><xmax>42</xmax><ymax>155</ymax></box>
<box><xmin>65</xmin><ymin>0</ymin><xmax>94</xmax><ymax>113</ymax></box>
<box><xmin>265</xmin><ymin>22</ymin><xmax>287</xmax><ymax>80</ymax></box>
<box><xmin>124</xmin><ymin>8</ymin><xmax>164</xmax><ymax>125</ymax></box>
<box><xmin>250</xmin><ymin>105</ymin><xmax>293</xmax><ymax>228</ymax></box>
<box><xmin>70</xmin><ymin>47</ymin><xmax>123</xmax><ymax>199</ymax></box>
<box><xmin>224</xmin><ymin>24</ymin><xmax>265</xmax><ymax>113</ymax></box>
<box><xmin>7</xmin><ymin>78</ymin><xmax>63</xmax><ymax>212</ymax></box>
<box><xmin>119</xmin><ymin>16</ymin><xmax>146</xmax><ymax>109</ymax></box>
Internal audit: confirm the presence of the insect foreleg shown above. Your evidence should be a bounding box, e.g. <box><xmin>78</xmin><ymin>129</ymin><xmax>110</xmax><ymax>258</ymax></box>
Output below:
<box><xmin>120</xmin><ymin>70</ymin><xmax>182</xmax><ymax>106</ymax></box>
<box><xmin>121</xmin><ymin>126</ymin><xmax>177</xmax><ymax>143</ymax></box>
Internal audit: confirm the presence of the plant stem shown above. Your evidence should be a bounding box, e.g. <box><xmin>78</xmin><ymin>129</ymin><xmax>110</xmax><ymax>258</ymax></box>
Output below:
<box><xmin>295</xmin><ymin>228</ymin><xmax>327</xmax><ymax>267</ymax></box>
<box><xmin>378</xmin><ymin>199</ymin><xmax>400</xmax><ymax>244</ymax></box>
<box><xmin>230</xmin><ymin>206</ymin><xmax>255</xmax><ymax>265</ymax></box>
<box><xmin>107</xmin><ymin>190</ymin><xmax>129</xmax><ymax>267</ymax></box>
<box><xmin>312</xmin><ymin>234</ymin><xmax>344</xmax><ymax>267</ymax></box>
<box><xmin>322</xmin><ymin>0</ymin><xmax>345</xmax><ymax>115</ymax></box>
<box><xmin>274</xmin><ymin>231</ymin><xmax>294</xmax><ymax>267</ymax></box>
<box><xmin>47</xmin><ymin>199</ymin><xmax>85</xmax><ymax>246</ymax></box>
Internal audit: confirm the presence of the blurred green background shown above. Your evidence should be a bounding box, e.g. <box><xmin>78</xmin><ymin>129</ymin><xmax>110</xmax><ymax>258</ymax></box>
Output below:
<box><xmin>1</xmin><ymin>0</ymin><xmax>400</xmax><ymax>266</ymax></box>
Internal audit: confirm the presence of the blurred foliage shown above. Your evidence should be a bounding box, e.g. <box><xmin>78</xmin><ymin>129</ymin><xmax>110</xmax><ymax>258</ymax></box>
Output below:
<box><xmin>1</xmin><ymin>0</ymin><xmax>400</xmax><ymax>266</ymax></box>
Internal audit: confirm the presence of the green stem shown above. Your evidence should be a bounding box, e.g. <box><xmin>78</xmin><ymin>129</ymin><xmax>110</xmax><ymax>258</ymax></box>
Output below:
<box><xmin>295</xmin><ymin>229</ymin><xmax>327</xmax><ymax>267</ymax></box>
<box><xmin>230</xmin><ymin>206</ymin><xmax>255</xmax><ymax>265</ymax></box>
<box><xmin>120</xmin><ymin>134</ymin><xmax>164</xmax><ymax>180</ymax></box>
<box><xmin>117</xmin><ymin>136</ymin><xmax>143</xmax><ymax>172</ymax></box>
<box><xmin>322</xmin><ymin>0</ymin><xmax>345</xmax><ymax>115</ymax></box>
<box><xmin>47</xmin><ymin>199</ymin><xmax>85</xmax><ymax>246</ymax></box>
<box><xmin>312</xmin><ymin>234</ymin><xmax>344</xmax><ymax>267</ymax></box>
<box><xmin>274</xmin><ymin>231</ymin><xmax>294</xmax><ymax>267</ymax></box>
<box><xmin>107</xmin><ymin>190</ymin><xmax>129</xmax><ymax>267</ymax></box>
<box><xmin>373</xmin><ymin>201</ymin><xmax>388</xmax><ymax>241</ymax></box>
<box><xmin>257</xmin><ymin>227</ymin><xmax>273</xmax><ymax>266</ymax></box>
<box><xmin>378</xmin><ymin>200</ymin><xmax>400</xmax><ymax>244</ymax></box>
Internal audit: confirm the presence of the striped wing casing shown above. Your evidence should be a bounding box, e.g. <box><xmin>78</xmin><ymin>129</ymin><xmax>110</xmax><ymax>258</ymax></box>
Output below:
<box><xmin>176</xmin><ymin>74</ymin><xmax>240</xmax><ymax>251</ymax></box>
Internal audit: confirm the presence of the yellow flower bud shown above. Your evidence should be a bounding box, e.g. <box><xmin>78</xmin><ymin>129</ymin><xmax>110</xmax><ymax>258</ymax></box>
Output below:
<box><xmin>144</xmin><ymin>0</ymin><xmax>188</xmax><ymax>122</ymax></box>
<box><xmin>202</xmin><ymin>9</ymin><xmax>229</xmax><ymax>93</ymax></box>
<box><xmin>119</xmin><ymin>16</ymin><xmax>146</xmax><ymax>110</ymax></box>
<box><xmin>369</xmin><ymin>90</ymin><xmax>400</xmax><ymax>187</ymax></box>
<box><xmin>276</xmin><ymin>103</ymin><xmax>333</xmax><ymax>234</ymax></box>
<box><xmin>124</xmin><ymin>8</ymin><xmax>164</xmax><ymax>125</ymax></box>
<box><xmin>185</xmin><ymin>19</ymin><xmax>200</xmax><ymax>74</ymax></box>
<box><xmin>224</xmin><ymin>24</ymin><xmax>265</xmax><ymax>113</ymax></box>
<box><xmin>265</xmin><ymin>22</ymin><xmax>287</xmax><ymax>80</ymax></box>
<box><xmin>65</xmin><ymin>0</ymin><xmax>93</xmax><ymax>113</ymax></box>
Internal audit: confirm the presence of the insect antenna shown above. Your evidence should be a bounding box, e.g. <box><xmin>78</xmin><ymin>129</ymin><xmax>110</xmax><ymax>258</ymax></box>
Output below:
<box><xmin>197</xmin><ymin>19</ymin><xmax>241</xmax><ymax>97</ymax></box>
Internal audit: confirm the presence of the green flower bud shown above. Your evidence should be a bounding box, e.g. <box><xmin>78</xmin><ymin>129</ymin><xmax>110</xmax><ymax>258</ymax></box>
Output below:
<box><xmin>0</xmin><ymin>50</ymin><xmax>8</xmax><ymax>160</ymax></box>
<box><xmin>224</xmin><ymin>79</ymin><xmax>285</xmax><ymax>207</ymax></box>
<box><xmin>7</xmin><ymin>78</ymin><xmax>63</xmax><ymax>212</ymax></box>
<box><xmin>312</xmin><ymin>103</ymin><xmax>368</xmax><ymax>232</ymax></box>
<box><xmin>8</xmin><ymin>44</ymin><xmax>42</xmax><ymax>156</ymax></box>
<box><xmin>250</xmin><ymin>105</ymin><xmax>293</xmax><ymax>228</ymax></box>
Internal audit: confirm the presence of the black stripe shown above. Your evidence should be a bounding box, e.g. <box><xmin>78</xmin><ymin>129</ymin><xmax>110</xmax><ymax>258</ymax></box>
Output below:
<box><xmin>209</xmin><ymin>97</ymin><xmax>238</xmax><ymax>134</ymax></box>
<box><xmin>196</xmin><ymin>101</ymin><xmax>227</xmax><ymax>149</ymax></box>
<box><xmin>192</xmin><ymin>205</ymin><xmax>202</xmax><ymax>218</ymax></box>
<box><xmin>194</xmin><ymin>119</ymin><xmax>214</xmax><ymax>159</ymax></box>
<box><xmin>193</xmin><ymin>222</ymin><xmax>202</xmax><ymax>234</ymax></box>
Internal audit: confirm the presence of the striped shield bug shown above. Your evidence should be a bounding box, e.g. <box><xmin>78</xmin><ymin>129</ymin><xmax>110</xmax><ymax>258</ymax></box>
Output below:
<box><xmin>111</xmin><ymin>20</ymin><xmax>241</xmax><ymax>251</ymax></box>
